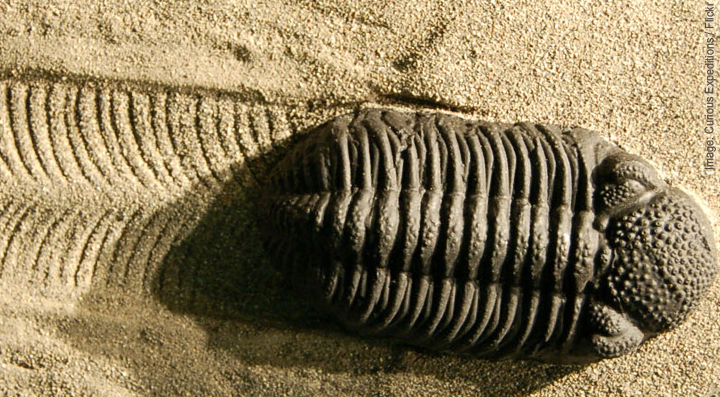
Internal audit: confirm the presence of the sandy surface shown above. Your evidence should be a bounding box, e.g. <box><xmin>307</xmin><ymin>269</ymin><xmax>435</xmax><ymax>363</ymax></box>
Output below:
<box><xmin>0</xmin><ymin>1</ymin><xmax>717</xmax><ymax>396</ymax></box>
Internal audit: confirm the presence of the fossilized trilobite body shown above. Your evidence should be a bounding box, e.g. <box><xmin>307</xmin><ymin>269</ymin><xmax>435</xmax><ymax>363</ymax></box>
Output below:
<box><xmin>263</xmin><ymin>108</ymin><xmax>717</xmax><ymax>363</ymax></box>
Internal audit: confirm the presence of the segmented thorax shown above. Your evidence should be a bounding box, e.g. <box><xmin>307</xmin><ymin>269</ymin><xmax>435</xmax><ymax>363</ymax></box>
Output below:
<box><xmin>263</xmin><ymin>108</ymin><xmax>717</xmax><ymax>362</ymax></box>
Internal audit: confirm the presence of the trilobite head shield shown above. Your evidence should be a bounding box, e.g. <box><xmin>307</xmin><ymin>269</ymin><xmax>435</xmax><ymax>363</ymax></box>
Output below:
<box><xmin>582</xmin><ymin>148</ymin><xmax>717</xmax><ymax>360</ymax></box>
<box><xmin>262</xmin><ymin>109</ymin><xmax>717</xmax><ymax>364</ymax></box>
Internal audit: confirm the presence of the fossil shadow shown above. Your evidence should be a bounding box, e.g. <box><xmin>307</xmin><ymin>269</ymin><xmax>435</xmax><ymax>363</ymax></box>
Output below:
<box><xmin>151</xmin><ymin>165</ymin><xmax>584</xmax><ymax>395</ymax></box>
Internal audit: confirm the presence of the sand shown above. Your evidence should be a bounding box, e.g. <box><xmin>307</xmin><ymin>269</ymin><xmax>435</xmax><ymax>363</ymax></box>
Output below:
<box><xmin>0</xmin><ymin>1</ymin><xmax>717</xmax><ymax>396</ymax></box>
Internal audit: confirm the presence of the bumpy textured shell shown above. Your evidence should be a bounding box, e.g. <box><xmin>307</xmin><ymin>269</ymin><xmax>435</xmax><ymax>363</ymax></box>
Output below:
<box><xmin>263</xmin><ymin>108</ymin><xmax>717</xmax><ymax>363</ymax></box>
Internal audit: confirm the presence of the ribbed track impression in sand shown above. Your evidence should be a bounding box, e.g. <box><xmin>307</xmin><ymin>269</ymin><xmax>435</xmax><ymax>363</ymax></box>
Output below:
<box><xmin>0</xmin><ymin>74</ymin><xmax>306</xmax><ymax>301</ymax></box>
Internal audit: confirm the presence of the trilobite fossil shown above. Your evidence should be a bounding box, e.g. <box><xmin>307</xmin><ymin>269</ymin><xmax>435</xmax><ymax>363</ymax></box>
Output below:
<box><xmin>262</xmin><ymin>107</ymin><xmax>718</xmax><ymax>363</ymax></box>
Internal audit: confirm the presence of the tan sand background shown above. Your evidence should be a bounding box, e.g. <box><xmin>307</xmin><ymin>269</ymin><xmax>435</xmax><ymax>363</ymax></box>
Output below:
<box><xmin>0</xmin><ymin>0</ymin><xmax>718</xmax><ymax>396</ymax></box>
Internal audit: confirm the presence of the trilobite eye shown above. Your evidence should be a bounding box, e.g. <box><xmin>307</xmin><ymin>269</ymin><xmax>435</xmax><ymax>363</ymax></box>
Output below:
<box><xmin>595</xmin><ymin>180</ymin><xmax>646</xmax><ymax>212</ymax></box>
<box><xmin>592</xmin><ymin>152</ymin><xmax>665</xmax><ymax>212</ymax></box>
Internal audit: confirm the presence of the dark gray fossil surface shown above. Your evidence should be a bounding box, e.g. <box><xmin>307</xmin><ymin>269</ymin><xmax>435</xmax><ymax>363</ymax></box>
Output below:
<box><xmin>263</xmin><ymin>108</ymin><xmax>718</xmax><ymax>364</ymax></box>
